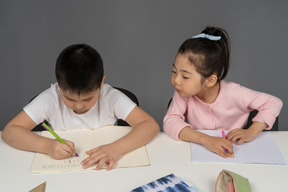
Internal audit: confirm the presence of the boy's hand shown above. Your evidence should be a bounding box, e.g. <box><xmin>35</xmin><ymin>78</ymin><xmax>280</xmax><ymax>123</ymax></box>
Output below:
<box><xmin>47</xmin><ymin>139</ymin><xmax>76</xmax><ymax>159</ymax></box>
<box><xmin>81</xmin><ymin>143</ymin><xmax>121</xmax><ymax>171</ymax></box>
<box><xmin>203</xmin><ymin>135</ymin><xmax>234</xmax><ymax>159</ymax></box>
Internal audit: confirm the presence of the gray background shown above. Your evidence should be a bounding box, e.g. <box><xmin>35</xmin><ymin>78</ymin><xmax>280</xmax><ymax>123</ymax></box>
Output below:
<box><xmin>1</xmin><ymin>1</ymin><xmax>287</xmax><ymax>131</ymax></box>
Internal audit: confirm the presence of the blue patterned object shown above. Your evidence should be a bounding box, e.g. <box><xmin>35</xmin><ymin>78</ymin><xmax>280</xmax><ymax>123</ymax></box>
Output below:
<box><xmin>131</xmin><ymin>174</ymin><xmax>199</xmax><ymax>192</ymax></box>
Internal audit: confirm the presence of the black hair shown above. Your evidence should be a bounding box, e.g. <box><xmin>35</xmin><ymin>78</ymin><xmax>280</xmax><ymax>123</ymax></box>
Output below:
<box><xmin>55</xmin><ymin>44</ymin><xmax>104</xmax><ymax>95</ymax></box>
<box><xmin>178</xmin><ymin>26</ymin><xmax>230</xmax><ymax>82</ymax></box>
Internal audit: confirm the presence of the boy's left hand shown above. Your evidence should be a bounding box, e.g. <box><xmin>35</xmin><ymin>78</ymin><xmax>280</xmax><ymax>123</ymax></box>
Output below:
<box><xmin>81</xmin><ymin>143</ymin><xmax>121</xmax><ymax>171</ymax></box>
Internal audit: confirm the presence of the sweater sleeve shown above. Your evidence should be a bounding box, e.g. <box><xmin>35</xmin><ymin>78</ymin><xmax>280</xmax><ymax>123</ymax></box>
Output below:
<box><xmin>163</xmin><ymin>91</ymin><xmax>192</xmax><ymax>140</ymax></box>
<box><xmin>238</xmin><ymin>85</ymin><xmax>283</xmax><ymax>130</ymax></box>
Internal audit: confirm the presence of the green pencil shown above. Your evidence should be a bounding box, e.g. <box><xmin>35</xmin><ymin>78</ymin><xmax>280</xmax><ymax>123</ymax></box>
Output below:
<box><xmin>42</xmin><ymin>122</ymin><xmax>79</xmax><ymax>157</ymax></box>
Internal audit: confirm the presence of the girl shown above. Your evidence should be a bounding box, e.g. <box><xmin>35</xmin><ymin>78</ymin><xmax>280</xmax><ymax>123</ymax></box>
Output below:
<box><xmin>163</xmin><ymin>26</ymin><xmax>282</xmax><ymax>158</ymax></box>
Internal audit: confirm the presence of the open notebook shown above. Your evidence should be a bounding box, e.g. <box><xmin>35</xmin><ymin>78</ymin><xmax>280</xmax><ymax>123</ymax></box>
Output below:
<box><xmin>190</xmin><ymin>130</ymin><xmax>286</xmax><ymax>165</ymax></box>
<box><xmin>31</xmin><ymin>126</ymin><xmax>150</xmax><ymax>173</ymax></box>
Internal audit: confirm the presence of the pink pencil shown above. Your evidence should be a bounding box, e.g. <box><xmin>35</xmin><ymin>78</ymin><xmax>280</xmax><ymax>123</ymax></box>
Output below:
<box><xmin>221</xmin><ymin>130</ymin><xmax>229</xmax><ymax>154</ymax></box>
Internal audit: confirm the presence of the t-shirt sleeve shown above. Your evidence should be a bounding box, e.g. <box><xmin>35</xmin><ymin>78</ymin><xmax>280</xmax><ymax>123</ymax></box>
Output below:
<box><xmin>104</xmin><ymin>87</ymin><xmax>137</xmax><ymax>121</ymax></box>
<box><xmin>23</xmin><ymin>87</ymin><xmax>57</xmax><ymax>125</ymax></box>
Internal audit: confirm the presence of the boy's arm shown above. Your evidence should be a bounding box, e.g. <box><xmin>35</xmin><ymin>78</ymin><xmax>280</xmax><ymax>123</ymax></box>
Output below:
<box><xmin>2</xmin><ymin>110</ymin><xmax>76</xmax><ymax>159</ymax></box>
<box><xmin>2</xmin><ymin>110</ymin><xmax>50</xmax><ymax>152</ymax></box>
<box><xmin>82</xmin><ymin>106</ymin><xmax>160</xmax><ymax>170</ymax></box>
<box><xmin>115</xmin><ymin>106</ymin><xmax>160</xmax><ymax>153</ymax></box>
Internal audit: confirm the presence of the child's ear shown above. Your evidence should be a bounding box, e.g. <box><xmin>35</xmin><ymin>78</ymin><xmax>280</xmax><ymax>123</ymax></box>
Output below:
<box><xmin>100</xmin><ymin>75</ymin><xmax>106</xmax><ymax>88</ymax></box>
<box><xmin>205</xmin><ymin>74</ymin><xmax>218</xmax><ymax>88</ymax></box>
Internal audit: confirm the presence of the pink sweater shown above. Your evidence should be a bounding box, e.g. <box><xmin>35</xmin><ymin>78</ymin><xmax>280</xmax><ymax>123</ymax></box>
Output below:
<box><xmin>163</xmin><ymin>81</ymin><xmax>283</xmax><ymax>140</ymax></box>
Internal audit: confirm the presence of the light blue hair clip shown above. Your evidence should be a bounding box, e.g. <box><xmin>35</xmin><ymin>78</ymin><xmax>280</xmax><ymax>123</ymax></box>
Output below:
<box><xmin>192</xmin><ymin>33</ymin><xmax>221</xmax><ymax>41</ymax></box>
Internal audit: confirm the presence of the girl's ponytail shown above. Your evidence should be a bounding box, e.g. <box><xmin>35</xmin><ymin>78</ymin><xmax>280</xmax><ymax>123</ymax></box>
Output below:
<box><xmin>178</xmin><ymin>26</ymin><xmax>230</xmax><ymax>82</ymax></box>
<box><xmin>201</xmin><ymin>26</ymin><xmax>230</xmax><ymax>80</ymax></box>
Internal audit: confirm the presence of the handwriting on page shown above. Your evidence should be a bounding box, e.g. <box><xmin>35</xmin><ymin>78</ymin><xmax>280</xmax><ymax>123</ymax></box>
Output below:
<box><xmin>41</xmin><ymin>154</ymin><xmax>87</xmax><ymax>170</ymax></box>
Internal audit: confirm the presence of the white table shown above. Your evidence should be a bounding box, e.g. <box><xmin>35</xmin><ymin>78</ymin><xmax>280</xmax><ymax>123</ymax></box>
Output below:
<box><xmin>1</xmin><ymin>132</ymin><xmax>288</xmax><ymax>192</ymax></box>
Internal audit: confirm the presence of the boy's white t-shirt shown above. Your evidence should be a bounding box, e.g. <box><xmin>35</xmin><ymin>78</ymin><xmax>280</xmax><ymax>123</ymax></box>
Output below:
<box><xmin>24</xmin><ymin>83</ymin><xmax>137</xmax><ymax>130</ymax></box>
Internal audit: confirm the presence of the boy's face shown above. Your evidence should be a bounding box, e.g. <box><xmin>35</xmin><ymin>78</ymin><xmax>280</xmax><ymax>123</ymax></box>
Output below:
<box><xmin>60</xmin><ymin>88</ymin><xmax>100</xmax><ymax>114</ymax></box>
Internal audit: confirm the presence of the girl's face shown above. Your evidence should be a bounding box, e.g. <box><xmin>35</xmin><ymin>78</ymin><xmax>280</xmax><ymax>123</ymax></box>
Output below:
<box><xmin>171</xmin><ymin>53</ymin><xmax>205</xmax><ymax>98</ymax></box>
<box><xmin>60</xmin><ymin>88</ymin><xmax>100</xmax><ymax>114</ymax></box>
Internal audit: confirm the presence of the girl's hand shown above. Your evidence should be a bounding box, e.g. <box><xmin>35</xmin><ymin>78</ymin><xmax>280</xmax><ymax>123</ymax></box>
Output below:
<box><xmin>47</xmin><ymin>139</ymin><xmax>76</xmax><ymax>159</ymax></box>
<box><xmin>227</xmin><ymin>122</ymin><xmax>267</xmax><ymax>145</ymax></box>
<box><xmin>81</xmin><ymin>143</ymin><xmax>121</xmax><ymax>171</ymax></box>
<box><xmin>226</xmin><ymin>128</ymin><xmax>257</xmax><ymax>145</ymax></box>
<box><xmin>226</xmin><ymin>128</ymin><xmax>251</xmax><ymax>145</ymax></box>
<box><xmin>203</xmin><ymin>135</ymin><xmax>234</xmax><ymax>159</ymax></box>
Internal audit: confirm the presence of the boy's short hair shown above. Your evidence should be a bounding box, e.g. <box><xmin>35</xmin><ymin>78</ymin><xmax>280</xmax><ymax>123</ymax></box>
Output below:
<box><xmin>55</xmin><ymin>44</ymin><xmax>104</xmax><ymax>95</ymax></box>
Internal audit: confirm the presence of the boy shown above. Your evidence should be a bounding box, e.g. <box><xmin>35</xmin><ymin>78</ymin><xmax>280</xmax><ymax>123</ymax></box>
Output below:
<box><xmin>2</xmin><ymin>44</ymin><xmax>160</xmax><ymax>171</ymax></box>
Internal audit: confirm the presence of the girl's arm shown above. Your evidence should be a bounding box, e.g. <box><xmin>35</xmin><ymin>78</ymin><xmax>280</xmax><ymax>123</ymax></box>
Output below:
<box><xmin>226</xmin><ymin>122</ymin><xmax>267</xmax><ymax>145</ymax></box>
<box><xmin>238</xmin><ymin>85</ymin><xmax>283</xmax><ymax>130</ymax></box>
<box><xmin>179</xmin><ymin>126</ymin><xmax>234</xmax><ymax>158</ymax></box>
<box><xmin>163</xmin><ymin>91</ymin><xmax>234</xmax><ymax>158</ymax></box>
<box><xmin>2</xmin><ymin>110</ymin><xmax>76</xmax><ymax>159</ymax></box>
<box><xmin>163</xmin><ymin>91</ymin><xmax>191</xmax><ymax>140</ymax></box>
<box><xmin>81</xmin><ymin>106</ymin><xmax>160</xmax><ymax>170</ymax></box>
<box><xmin>225</xmin><ymin>84</ymin><xmax>283</xmax><ymax>145</ymax></box>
